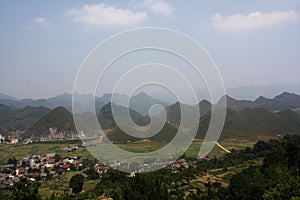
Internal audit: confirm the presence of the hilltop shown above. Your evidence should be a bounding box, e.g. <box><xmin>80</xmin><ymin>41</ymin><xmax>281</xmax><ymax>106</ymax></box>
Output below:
<box><xmin>218</xmin><ymin>92</ymin><xmax>300</xmax><ymax>112</ymax></box>
<box><xmin>23</xmin><ymin>107</ymin><xmax>77</xmax><ymax>140</ymax></box>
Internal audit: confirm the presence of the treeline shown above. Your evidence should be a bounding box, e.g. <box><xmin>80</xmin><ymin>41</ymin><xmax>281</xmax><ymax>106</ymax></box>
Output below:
<box><xmin>217</xmin><ymin>134</ymin><xmax>300</xmax><ymax>200</ymax></box>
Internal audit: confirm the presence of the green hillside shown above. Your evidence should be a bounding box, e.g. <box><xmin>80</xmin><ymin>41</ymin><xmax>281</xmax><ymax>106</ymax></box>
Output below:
<box><xmin>106</xmin><ymin>122</ymin><xmax>178</xmax><ymax>142</ymax></box>
<box><xmin>23</xmin><ymin>106</ymin><xmax>76</xmax><ymax>139</ymax></box>
<box><xmin>166</xmin><ymin>100</ymin><xmax>211</xmax><ymax>125</ymax></box>
<box><xmin>98</xmin><ymin>103</ymin><xmax>150</xmax><ymax>130</ymax></box>
<box><xmin>0</xmin><ymin>104</ymin><xmax>50</xmax><ymax>131</ymax></box>
<box><xmin>197</xmin><ymin>108</ymin><xmax>300</xmax><ymax>140</ymax></box>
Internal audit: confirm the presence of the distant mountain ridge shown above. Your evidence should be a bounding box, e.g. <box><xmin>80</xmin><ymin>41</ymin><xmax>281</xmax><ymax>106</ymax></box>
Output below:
<box><xmin>1</xmin><ymin>91</ymin><xmax>300</xmax><ymax>114</ymax></box>
<box><xmin>217</xmin><ymin>92</ymin><xmax>300</xmax><ymax>112</ymax></box>
<box><xmin>0</xmin><ymin>92</ymin><xmax>171</xmax><ymax>116</ymax></box>
<box><xmin>0</xmin><ymin>92</ymin><xmax>18</xmax><ymax>101</ymax></box>
<box><xmin>1</xmin><ymin>91</ymin><xmax>300</xmax><ymax>141</ymax></box>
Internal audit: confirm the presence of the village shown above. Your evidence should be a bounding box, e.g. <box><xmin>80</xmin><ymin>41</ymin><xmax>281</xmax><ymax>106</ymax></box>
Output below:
<box><xmin>0</xmin><ymin>141</ymin><xmax>211</xmax><ymax>190</ymax></box>
<box><xmin>0</xmin><ymin>143</ymin><xmax>110</xmax><ymax>190</ymax></box>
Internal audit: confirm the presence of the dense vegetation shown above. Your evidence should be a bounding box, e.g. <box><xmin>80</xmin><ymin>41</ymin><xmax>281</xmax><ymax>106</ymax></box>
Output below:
<box><xmin>84</xmin><ymin>135</ymin><xmax>300</xmax><ymax>199</ymax></box>
<box><xmin>221</xmin><ymin>134</ymin><xmax>300</xmax><ymax>200</ymax></box>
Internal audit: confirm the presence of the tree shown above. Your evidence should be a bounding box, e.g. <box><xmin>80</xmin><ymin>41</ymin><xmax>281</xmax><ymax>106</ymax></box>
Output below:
<box><xmin>85</xmin><ymin>167</ymin><xmax>99</xmax><ymax>180</ymax></box>
<box><xmin>120</xmin><ymin>174</ymin><xmax>170</xmax><ymax>200</ymax></box>
<box><xmin>69</xmin><ymin>174</ymin><xmax>84</xmax><ymax>195</ymax></box>
<box><xmin>8</xmin><ymin>157</ymin><xmax>18</xmax><ymax>166</ymax></box>
<box><xmin>69</xmin><ymin>163</ymin><xmax>76</xmax><ymax>171</ymax></box>
<box><xmin>54</xmin><ymin>154</ymin><xmax>61</xmax><ymax>162</ymax></box>
<box><xmin>82</xmin><ymin>159</ymin><xmax>97</xmax><ymax>168</ymax></box>
<box><xmin>9</xmin><ymin>178</ymin><xmax>41</xmax><ymax>200</ymax></box>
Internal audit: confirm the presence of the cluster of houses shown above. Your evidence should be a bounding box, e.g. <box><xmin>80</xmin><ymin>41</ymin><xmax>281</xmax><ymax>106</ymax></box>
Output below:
<box><xmin>0</xmin><ymin>138</ymin><xmax>215</xmax><ymax>190</ymax></box>
<box><xmin>0</xmin><ymin>133</ymin><xmax>20</xmax><ymax>144</ymax></box>
<box><xmin>0</xmin><ymin>154</ymin><xmax>65</xmax><ymax>189</ymax></box>
<box><xmin>113</xmin><ymin>157</ymin><xmax>208</xmax><ymax>173</ymax></box>
<box><xmin>0</xmin><ymin>148</ymin><xmax>109</xmax><ymax>190</ymax></box>
<box><xmin>59</xmin><ymin>144</ymin><xmax>78</xmax><ymax>152</ymax></box>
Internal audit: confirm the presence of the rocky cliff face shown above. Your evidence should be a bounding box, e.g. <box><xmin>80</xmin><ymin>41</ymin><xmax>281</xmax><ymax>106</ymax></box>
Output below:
<box><xmin>33</xmin><ymin>127</ymin><xmax>78</xmax><ymax>140</ymax></box>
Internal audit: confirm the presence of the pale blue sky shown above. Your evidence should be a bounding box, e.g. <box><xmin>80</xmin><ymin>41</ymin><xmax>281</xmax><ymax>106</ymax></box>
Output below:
<box><xmin>0</xmin><ymin>0</ymin><xmax>300</xmax><ymax>99</ymax></box>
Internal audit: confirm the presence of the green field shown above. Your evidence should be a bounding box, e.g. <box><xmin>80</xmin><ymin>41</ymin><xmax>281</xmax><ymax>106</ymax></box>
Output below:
<box><xmin>38</xmin><ymin>171</ymin><xmax>98</xmax><ymax>197</ymax></box>
<box><xmin>116</xmin><ymin>140</ymin><xmax>255</xmax><ymax>158</ymax></box>
<box><xmin>0</xmin><ymin>142</ymin><xmax>94</xmax><ymax>165</ymax></box>
<box><xmin>0</xmin><ymin>139</ymin><xmax>255</xmax><ymax>165</ymax></box>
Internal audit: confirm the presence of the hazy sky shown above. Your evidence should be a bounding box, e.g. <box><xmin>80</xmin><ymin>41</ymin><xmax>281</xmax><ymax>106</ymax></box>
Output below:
<box><xmin>1</xmin><ymin>0</ymin><xmax>300</xmax><ymax>99</ymax></box>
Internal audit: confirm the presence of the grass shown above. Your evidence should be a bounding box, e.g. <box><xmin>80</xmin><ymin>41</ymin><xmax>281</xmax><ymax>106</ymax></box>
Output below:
<box><xmin>0</xmin><ymin>139</ymin><xmax>256</xmax><ymax>165</ymax></box>
<box><xmin>38</xmin><ymin>171</ymin><xmax>97</xmax><ymax>197</ymax></box>
<box><xmin>0</xmin><ymin>142</ymin><xmax>94</xmax><ymax>165</ymax></box>
<box><xmin>116</xmin><ymin>141</ymin><xmax>166</xmax><ymax>153</ymax></box>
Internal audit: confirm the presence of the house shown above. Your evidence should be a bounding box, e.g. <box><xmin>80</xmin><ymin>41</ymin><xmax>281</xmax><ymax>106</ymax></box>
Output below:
<box><xmin>114</xmin><ymin>159</ymin><xmax>121</xmax><ymax>167</ymax></box>
<box><xmin>9</xmin><ymin>131</ymin><xmax>21</xmax><ymax>144</ymax></box>
<box><xmin>49</xmin><ymin>171</ymin><xmax>56</xmax><ymax>175</ymax></box>
<box><xmin>19</xmin><ymin>157</ymin><xmax>30</xmax><ymax>167</ymax></box>
<box><xmin>29</xmin><ymin>158</ymin><xmax>36</xmax><ymax>168</ymax></box>
<box><xmin>46</xmin><ymin>158</ymin><xmax>56</xmax><ymax>164</ymax></box>
<box><xmin>61</xmin><ymin>164</ymin><xmax>71</xmax><ymax>170</ymax></box>
<box><xmin>0</xmin><ymin>134</ymin><xmax>5</xmax><ymax>143</ymax></box>
<box><xmin>16</xmin><ymin>174</ymin><xmax>23</xmax><ymax>178</ymax></box>
<box><xmin>27</xmin><ymin>173</ymin><xmax>39</xmax><ymax>179</ymax></box>
<box><xmin>96</xmin><ymin>166</ymin><xmax>109</xmax><ymax>173</ymax></box>
<box><xmin>46</xmin><ymin>153</ymin><xmax>56</xmax><ymax>158</ymax></box>
<box><xmin>175</xmin><ymin>163</ymin><xmax>181</xmax><ymax>168</ymax></box>
<box><xmin>32</xmin><ymin>154</ymin><xmax>41</xmax><ymax>160</ymax></box>
<box><xmin>18</xmin><ymin>167</ymin><xmax>25</xmax><ymax>173</ymax></box>
<box><xmin>41</xmin><ymin>173</ymin><xmax>47</xmax><ymax>181</ymax></box>
<box><xmin>10</xmin><ymin>137</ymin><xmax>18</xmax><ymax>144</ymax></box>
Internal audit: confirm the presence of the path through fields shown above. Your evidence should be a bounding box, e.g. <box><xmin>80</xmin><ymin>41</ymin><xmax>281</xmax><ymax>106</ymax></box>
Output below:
<box><xmin>214</xmin><ymin>141</ymin><xmax>231</xmax><ymax>153</ymax></box>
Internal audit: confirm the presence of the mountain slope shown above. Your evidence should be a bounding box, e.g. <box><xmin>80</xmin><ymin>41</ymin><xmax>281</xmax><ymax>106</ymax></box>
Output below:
<box><xmin>217</xmin><ymin>95</ymin><xmax>257</xmax><ymax>111</ymax></box>
<box><xmin>197</xmin><ymin>108</ymin><xmax>300</xmax><ymax>140</ymax></box>
<box><xmin>129</xmin><ymin>92</ymin><xmax>169</xmax><ymax>115</ymax></box>
<box><xmin>0</xmin><ymin>104</ymin><xmax>51</xmax><ymax>131</ymax></box>
<box><xmin>106</xmin><ymin>122</ymin><xmax>178</xmax><ymax>142</ymax></box>
<box><xmin>0</xmin><ymin>104</ymin><xmax>15</xmax><ymax>130</ymax></box>
<box><xmin>0</xmin><ymin>92</ymin><xmax>18</xmax><ymax>101</ymax></box>
<box><xmin>10</xmin><ymin>106</ymin><xmax>51</xmax><ymax>131</ymax></box>
<box><xmin>23</xmin><ymin>106</ymin><xmax>77</xmax><ymax>140</ymax></box>
<box><xmin>255</xmin><ymin>92</ymin><xmax>300</xmax><ymax>111</ymax></box>
<box><xmin>98</xmin><ymin>103</ymin><xmax>150</xmax><ymax>130</ymax></box>
<box><xmin>165</xmin><ymin>100</ymin><xmax>211</xmax><ymax>126</ymax></box>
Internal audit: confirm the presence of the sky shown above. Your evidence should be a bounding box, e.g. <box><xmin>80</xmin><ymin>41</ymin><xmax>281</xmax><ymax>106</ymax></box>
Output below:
<box><xmin>0</xmin><ymin>0</ymin><xmax>300</xmax><ymax>100</ymax></box>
